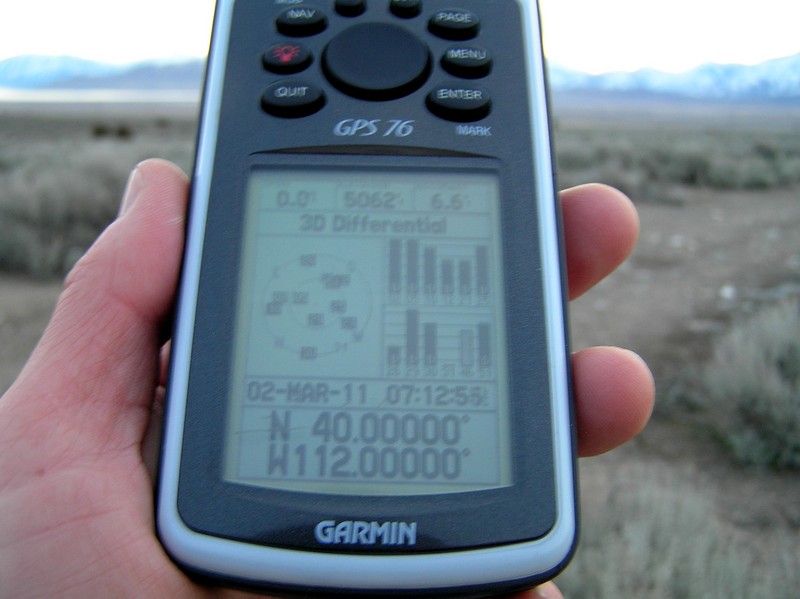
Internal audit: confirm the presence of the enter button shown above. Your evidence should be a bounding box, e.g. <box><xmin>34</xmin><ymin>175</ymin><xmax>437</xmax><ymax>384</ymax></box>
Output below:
<box><xmin>426</xmin><ymin>83</ymin><xmax>491</xmax><ymax>122</ymax></box>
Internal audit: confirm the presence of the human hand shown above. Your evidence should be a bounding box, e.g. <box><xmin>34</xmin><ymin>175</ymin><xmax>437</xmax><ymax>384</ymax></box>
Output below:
<box><xmin>0</xmin><ymin>159</ymin><xmax>653</xmax><ymax>598</ymax></box>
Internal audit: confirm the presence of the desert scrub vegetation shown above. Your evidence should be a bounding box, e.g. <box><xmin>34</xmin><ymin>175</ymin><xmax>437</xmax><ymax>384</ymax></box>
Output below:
<box><xmin>0</xmin><ymin>109</ymin><xmax>196</xmax><ymax>277</ymax></box>
<box><xmin>556</xmin><ymin>458</ymin><xmax>799</xmax><ymax>599</ymax></box>
<box><xmin>683</xmin><ymin>298</ymin><xmax>800</xmax><ymax>470</ymax></box>
<box><xmin>2</xmin><ymin>110</ymin><xmax>799</xmax><ymax>277</ymax></box>
<box><xmin>555</xmin><ymin>123</ymin><xmax>800</xmax><ymax>204</ymax></box>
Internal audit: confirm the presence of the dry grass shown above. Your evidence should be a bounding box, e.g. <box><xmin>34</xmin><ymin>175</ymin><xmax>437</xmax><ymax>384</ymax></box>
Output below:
<box><xmin>556</xmin><ymin>456</ymin><xmax>800</xmax><ymax>598</ymax></box>
<box><xmin>681</xmin><ymin>299</ymin><xmax>800</xmax><ymax>469</ymax></box>
<box><xmin>555</xmin><ymin>122</ymin><xmax>800</xmax><ymax>205</ymax></box>
<box><xmin>2</xmin><ymin>106</ymin><xmax>800</xmax><ymax>277</ymax></box>
<box><xmin>0</xmin><ymin>108</ymin><xmax>196</xmax><ymax>277</ymax></box>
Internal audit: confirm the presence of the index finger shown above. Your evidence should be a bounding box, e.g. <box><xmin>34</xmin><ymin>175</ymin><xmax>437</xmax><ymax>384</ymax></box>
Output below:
<box><xmin>560</xmin><ymin>184</ymin><xmax>639</xmax><ymax>300</ymax></box>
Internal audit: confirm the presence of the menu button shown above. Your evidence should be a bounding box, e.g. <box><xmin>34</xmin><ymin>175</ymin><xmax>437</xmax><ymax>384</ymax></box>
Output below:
<box><xmin>442</xmin><ymin>45</ymin><xmax>492</xmax><ymax>78</ymax></box>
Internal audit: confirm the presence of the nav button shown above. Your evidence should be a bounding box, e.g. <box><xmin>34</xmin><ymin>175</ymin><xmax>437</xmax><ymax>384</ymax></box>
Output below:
<box><xmin>261</xmin><ymin>81</ymin><xmax>325</xmax><ymax>118</ymax></box>
<box><xmin>426</xmin><ymin>84</ymin><xmax>490</xmax><ymax>122</ymax></box>
<box><xmin>276</xmin><ymin>6</ymin><xmax>328</xmax><ymax>37</ymax></box>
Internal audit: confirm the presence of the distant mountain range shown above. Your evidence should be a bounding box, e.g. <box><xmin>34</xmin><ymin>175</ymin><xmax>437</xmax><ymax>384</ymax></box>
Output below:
<box><xmin>0</xmin><ymin>55</ymin><xmax>203</xmax><ymax>90</ymax></box>
<box><xmin>1</xmin><ymin>53</ymin><xmax>799</xmax><ymax>100</ymax></box>
<box><xmin>548</xmin><ymin>54</ymin><xmax>800</xmax><ymax>100</ymax></box>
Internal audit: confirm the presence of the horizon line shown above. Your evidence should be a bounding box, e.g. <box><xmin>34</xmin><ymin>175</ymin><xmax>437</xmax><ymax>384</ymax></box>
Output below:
<box><xmin>2</xmin><ymin>51</ymin><xmax>800</xmax><ymax>77</ymax></box>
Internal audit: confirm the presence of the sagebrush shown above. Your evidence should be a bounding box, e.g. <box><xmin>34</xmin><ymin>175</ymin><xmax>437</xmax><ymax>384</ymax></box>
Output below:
<box><xmin>694</xmin><ymin>299</ymin><xmax>800</xmax><ymax>469</ymax></box>
<box><xmin>0</xmin><ymin>110</ymin><xmax>196</xmax><ymax>277</ymax></box>
<box><xmin>555</xmin><ymin>123</ymin><xmax>800</xmax><ymax>204</ymax></box>
<box><xmin>556</xmin><ymin>458</ymin><xmax>799</xmax><ymax>599</ymax></box>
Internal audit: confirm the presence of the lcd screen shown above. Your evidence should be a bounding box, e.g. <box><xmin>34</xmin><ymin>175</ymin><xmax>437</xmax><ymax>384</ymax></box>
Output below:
<box><xmin>224</xmin><ymin>166</ymin><xmax>512</xmax><ymax>495</ymax></box>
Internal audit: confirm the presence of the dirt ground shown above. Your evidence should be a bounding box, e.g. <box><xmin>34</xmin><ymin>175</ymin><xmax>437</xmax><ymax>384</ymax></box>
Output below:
<box><xmin>0</xmin><ymin>277</ymin><xmax>59</xmax><ymax>393</ymax></box>
<box><xmin>571</xmin><ymin>187</ymin><xmax>800</xmax><ymax>375</ymax></box>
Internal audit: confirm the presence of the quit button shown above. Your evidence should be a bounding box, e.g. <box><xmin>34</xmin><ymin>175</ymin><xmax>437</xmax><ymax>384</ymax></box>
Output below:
<box><xmin>261</xmin><ymin>80</ymin><xmax>325</xmax><ymax>118</ymax></box>
<box><xmin>426</xmin><ymin>83</ymin><xmax>491</xmax><ymax>122</ymax></box>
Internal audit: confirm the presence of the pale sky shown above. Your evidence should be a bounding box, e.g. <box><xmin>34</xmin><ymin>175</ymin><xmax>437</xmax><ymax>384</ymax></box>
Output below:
<box><xmin>540</xmin><ymin>0</ymin><xmax>800</xmax><ymax>73</ymax></box>
<box><xmin>0</xmin><ymin>0</ymin><xmax>216</xmax><ymax>64</ymax></box>
<box><xmin>1</xmin><ymin>0</ymin><xmax>799</xmax><ymax>74</ymax></box>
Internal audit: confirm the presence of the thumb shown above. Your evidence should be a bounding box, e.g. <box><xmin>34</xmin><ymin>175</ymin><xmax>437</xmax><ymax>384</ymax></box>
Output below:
<box><xmin>0</xmin><ymin>159</ymin><xmax>188</xmax><ymax>466</ymax></box>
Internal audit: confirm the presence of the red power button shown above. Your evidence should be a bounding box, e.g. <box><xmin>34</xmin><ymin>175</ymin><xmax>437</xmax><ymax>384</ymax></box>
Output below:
<box><xmin>263</xmin><ymin>44</ymin><xmax>313</xmax><ymax>74</ymax></box>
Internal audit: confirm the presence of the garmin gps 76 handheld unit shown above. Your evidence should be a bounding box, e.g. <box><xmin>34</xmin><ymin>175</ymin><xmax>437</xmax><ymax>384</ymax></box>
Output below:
<box><xmin>157</xmin><ymin>0</ymin><xmax>577</xmax><ymax>595</ymax></box>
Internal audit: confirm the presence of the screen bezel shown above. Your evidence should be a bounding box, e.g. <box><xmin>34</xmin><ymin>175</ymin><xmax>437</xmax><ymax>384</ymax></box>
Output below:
<box><xmin>175</xmin><ymin>152</ymin><xmax>559</xmax><ymax>552</ymax></box>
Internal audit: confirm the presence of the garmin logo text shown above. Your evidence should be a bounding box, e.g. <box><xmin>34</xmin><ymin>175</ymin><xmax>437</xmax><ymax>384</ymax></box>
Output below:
<box><xmin>314</xmin><ymin>520</ymin><xmax>418</xmax><ymax>546</ymax></box>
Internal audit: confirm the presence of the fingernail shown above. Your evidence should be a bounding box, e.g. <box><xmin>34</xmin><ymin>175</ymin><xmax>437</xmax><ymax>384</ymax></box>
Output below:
<box><xmin>119</xmin><ymin>164</ymin><xmax>145</xmax><ymax>217</ymax></box>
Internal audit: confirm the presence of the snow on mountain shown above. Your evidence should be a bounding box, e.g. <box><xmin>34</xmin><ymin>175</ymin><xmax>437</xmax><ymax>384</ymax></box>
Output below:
<box><xmin>547</xmin><ymin>53</ymin><xmax>800</xmax><ymax>99</ymax></box>
<box><xmin>0</xmin><ymin>55</ymin><xmax>122</xmax><ymax>88</ymax></box>
<box><xmin>0</xmin><ymin>55</ymin><xmax>202</xmax><ymax>90</ymax></box>
<box><xmin>54</xmin><ymin>60</ymin><xmax>204</xmax><ymax>91</ymax></box>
